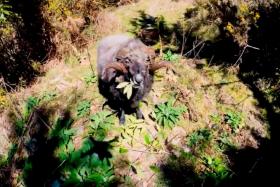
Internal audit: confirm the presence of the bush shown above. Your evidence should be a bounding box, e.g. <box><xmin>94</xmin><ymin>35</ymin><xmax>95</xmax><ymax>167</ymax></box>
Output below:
<box><xmin>184</xmin><ymin>0</ymin><xmax>279</xmax><ymax>46</ymax></box>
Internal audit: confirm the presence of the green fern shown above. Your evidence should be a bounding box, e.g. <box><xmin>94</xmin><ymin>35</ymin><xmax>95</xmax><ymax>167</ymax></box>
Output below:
<box><xmin>154</xmin><ymin>99</ymin><xmax>186</xmax><ymax>128</ymax></box>
<box><xmin>89</xmin><ymin>111</ymin><xmax>114</xmax><ymax>141</ymax></box>
<box><xmin>23</xmin><ymin>96</ymin><xmax>39</xmax><ymax>120</ymax></box>
<box><xmin>163</xmin><ymin>50</ymin><xmax>179</xmax><ymax>63</ymax></box>
<box><xmin>77</xmin><ymin>100</ymin><xmax>91</xmax><ymax>118</ymax></box>
<box><xmin>187</xmin><ymin>128</ymin><xmax>212</xmax><ymax>152</ymax></box>
<box><xmin>225</xmin><ymin>111</ymin><xmax>243</xmax><ymax>133</ymax></box>
<box><xmin>84</xmin><ymin>73</ymin><xmax>97</xmax><ymax>86</ymax></box>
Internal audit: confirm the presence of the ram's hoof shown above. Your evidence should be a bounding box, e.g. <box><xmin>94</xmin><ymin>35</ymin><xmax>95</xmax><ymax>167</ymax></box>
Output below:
<box><xmin>119</xmin><ymin>116</ymin><xmax>125</xmax><ymax>125</ymax></box>
<box><xmin>136</xmin><ymin>109</ymin><xmax>144</xmax><ymax>119</ymax></box>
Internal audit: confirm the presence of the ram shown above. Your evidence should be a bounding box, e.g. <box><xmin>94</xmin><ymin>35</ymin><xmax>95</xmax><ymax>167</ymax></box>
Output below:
<box><xmin>97</xmin><ymin>34</ymin><xmax>171</xmax><ymax>124</ymax></box>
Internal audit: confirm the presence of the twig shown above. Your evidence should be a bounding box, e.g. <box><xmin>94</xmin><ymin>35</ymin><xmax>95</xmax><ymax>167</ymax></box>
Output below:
<box><xmin>181</xmin><ymin>25</ymin><xmax>193</xmax><ymax>56</ymax></box>
<box><xmin>234</xmin><ymin>44</ymin><xmax>260</xmax><ymax>66</ymax></box>
<box><xmin>87</xmin><ymin>48</ymin><xmax>95</xmax><ymax>75</ymax></box>
<box><xmin>37</xmin><ymin>113</ymin><xmax>53</xmax><ymax>130</ymax></box>
<box><xmin>128</xmin><ymin>149</ymin><xmax>167</xmax><ymax>155</ymax></box>
<box><xmin>184</xmin><ymin>40</ymin><xmax>204</xmax><ymax>57</ymax></box>
<box><xmin>234</xmin><ymin>45</ymin><xmax>247</xmax><ymax>66</ymax></box>
<box><xmin>51</xmin><ymin>159</ymin><xmax>66</xmax><ymax>175</ymax></box>
<box><xmin>146</xmin><ymin>173</ymin><xmax>156</xmax><ymax>185</ymax></box>
<box><xmin>247</xmin><ymin>44</ymin><xmax>260</xmax><ymax>50</ymax></box>
<box><xmin>208</xmin><ymin>55</ymin><xmax>215</xmax><ymax>67</ymax></box>
<box><xmin>194</xmin><ymin>42</ymin><xmax>205</xmax><ymax>59</ymax></box>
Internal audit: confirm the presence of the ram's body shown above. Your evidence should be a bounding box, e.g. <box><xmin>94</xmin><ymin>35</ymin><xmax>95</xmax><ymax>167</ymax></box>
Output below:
<box><xmin>97</xmin><ymin>34</ymin><xmax>169</xmax><ymax>124</ymax></box>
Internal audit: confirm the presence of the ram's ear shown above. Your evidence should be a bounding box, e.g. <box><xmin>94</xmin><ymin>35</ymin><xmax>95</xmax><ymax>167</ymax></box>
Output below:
<box><xmin>101</xmin><ymin>68</ymin><xmax>116</xmax><ymax>82</ymax></box>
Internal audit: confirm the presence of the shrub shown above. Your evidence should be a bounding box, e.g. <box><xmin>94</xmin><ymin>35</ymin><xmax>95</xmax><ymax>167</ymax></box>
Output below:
<box><xmin>184</xmin><ymin>0</ymin><xmax>279</xmax><ymax>46</ymax></box>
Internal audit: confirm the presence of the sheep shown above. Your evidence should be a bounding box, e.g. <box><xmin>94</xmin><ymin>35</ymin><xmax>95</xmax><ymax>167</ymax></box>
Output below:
<box><xmin>97</xmin><ymin>34</ymin><xmax>171</xmax><ymax>124</ymax></box>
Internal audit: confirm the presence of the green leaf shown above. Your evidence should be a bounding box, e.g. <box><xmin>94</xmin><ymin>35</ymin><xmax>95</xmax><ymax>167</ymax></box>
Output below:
<box><xmin>144</xmin><ymin>134</ymin><xmax>152</xmax><ymax>145</ymax></box>
<box><xmin>119</xmin><ymin>147</ymin><xmax>128</xmax><ymax>154</ymax></box>
<box><xmin>149</xmin><ymin>165</ymin><xmax>160</xmax><ymax>173</ymax></box>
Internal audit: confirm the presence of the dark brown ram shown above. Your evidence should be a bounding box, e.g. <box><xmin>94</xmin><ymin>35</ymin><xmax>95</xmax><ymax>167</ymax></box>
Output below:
<box><xmin>97</xmin><ymin>34</ymin><xmax>171</xmax><ymax>124</ymax></box>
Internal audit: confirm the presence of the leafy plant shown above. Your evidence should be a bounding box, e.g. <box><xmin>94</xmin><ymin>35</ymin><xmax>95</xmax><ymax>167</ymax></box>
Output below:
<box><xmin>23</xmin><ymin>96</ymin><xmax>40</xmax><ymax>120</ymax></box>
<box><xmin>40</xmin><ymin>91</ymin><xmax>57</xmax><ymax>102</ymax></box>
<box><xmin>210</xmin><ymin>114</ymin><xmax>222</xmax><ymax>125</ymax></box>
<box><xmin>63</xmin><ymin>153</ymin><xmax>114</xmax><ymax>186</ymax></box>
<box><xmin>84</xmin><ymin>73</ymin><xmax>97</xmax><ymax>86</ymax></box>
<box><xmin>218</xmin><ymin>133</ymin><xmax>235</xmax><ymax>150</ymax></box>
<box><xmin>149</xmin><ymin>165</ymin><xmax>160</xmax><ymax>173</ymax></box>
<box><xmin>154</xmin><ymin>99</ymin><xmax>186</xmax><ymax>128</ymax></box>
<box><xmin>50</xmin><ymin>117</ymin><xmax>114</xmax><ymax>186</ymax></box>
<box><xmin>7</xmin><ymin>143</ymin><xmax>18</xmax><ymax>163</ymax></box>
<box><xmin>144</xmin><ymin>133</ymin><xmax>153</xmax><ymax>145</ymax></box>
<box><xmin>89</xmin><ymin>111</ymin><xmax>114</xmax><ymax>141</ymax></box>
<box><xmin>76</xmin><ymin>100</ymin><xmax>91</xmax><ymax>118</ymax></box>
<box><xmin>187</xmin><ymin>128</ymin><xmax>212</xmax><ymax>151</ymax></box>
<box><xmin>225</xmin><ymin>111</ymin><xmax>243</xmax><ymax>133</ymax></box>
<box><xmin>116</xmin><ymin>80</ymin><xmax>137</xmax><ymax>99</ymax></box>
<box><xmin>15</xmin><ymin>119</ymin><xmax>25</xmax><ymax>136</ymax></box>
<box><xmin>119</xmin><ymin>147</ymin><xmax>128</xmax><ymax>154</ymax></box>
<box><xmin>142</xmin><ymin>132</ymin><xmax>161</xmax><ymax>151</ymax></box>
<box><xmin>120</xmin><ymin>115</ymin><xmax>145</xmax><ymax>146</ymax></box>
<box><xmin>163</xmin><ymin>50</ymin><xmax>179</xmax><ymax>63</ymax></box>
<box><xmin>203</xmin><ymin>156</ymin><xmax>231</xmax><ymax>184</ymax></box>
<box><xmin>56</xmin><ymin>138</ymin><xmax>114</xmax><ymax>187</ymax></box>
<box><xmin>0</xmin><ymin>0</ymin><xmax>12</xmax><ymax>24</ymax></box>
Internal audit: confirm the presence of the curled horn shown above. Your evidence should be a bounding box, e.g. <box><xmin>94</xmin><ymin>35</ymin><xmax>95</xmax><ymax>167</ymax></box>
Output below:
<box><xmin>104</xmin><ymin>62</ymin><xmax>128</xmax><ymax>73</ymax></box>
<box><xmin>149</xmin><ymin>61</ymin><xmax>172</xmax><ymax>71</ymax></box>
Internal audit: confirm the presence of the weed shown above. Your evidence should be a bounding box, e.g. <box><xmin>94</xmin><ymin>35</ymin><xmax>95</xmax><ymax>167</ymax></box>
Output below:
<box><xmin>144</xmin><ymin>133</ymin><xmax>153</xmax><ymax>145</ymax></box>
<box><xmin>64</xmin><ymin>54</ymin><xmax>79</xmax><ymax>65</ymax></box>
<box><xmin>225</xmin><ymin>111</ymin><xmax>243</xmax><ymax>133</ymax></box>
<box><xmin>23</xmin><ymin>96</ymin><xmax>39</xmax><ymax>120</ymax></box>
<box><xmin>15</xmin><ymin>119</ymin><xmax>25</xmax><ymax>136</ymax></box>
<box><xmin>63</xmin><ymin>152</ymin><xmax>114</xmax><ymax>186</ymax></box>
<box><xmin>203</xmin><ymin>155</ymin><xmax>231</xmax><ymax>184</ymax></box>
<box><xmin>50</xmin><ymin>117</ymin><xmax>114</xmax><ymax>186</ymax></box>
<box><xmin>40</xmin><ymin>91</ymin><xmax>57</xmax><ymax>102</ymax></box>
<box><xmin>119</xmin><ymin>147</ymin><xmax>128</xmax><ymax>154</ymax></box>
<box><xmin>0</xmin><ymin>88</ymin><xmax>8</xmax><ymax>110</ymax></box>
<box><xmin>84</xmin><ymin>73</ymin><xmax>97</xmax><ymax>86</ymax></box>
<box><xmin>76</xmin><ymin>100</ymin><xmax>91</xmax><ymax>118</ymax></box>
<box><xmin>210</xmin><ymin>114</ymin><xmax>222</xmax><ymax>125</ymax></box>
<box><xmin>120</xmin><ymin>116</ymin><xmax>145</xmax><ymax>146</ymax></box>
<box><xmin>89</xmin><ymin>111</ymin><xmax>114</xmax><ymax>141</ymax></box>
<box><xmin>7</xmin><ymin>143</ymin><xmax>18</xmax><ymax>163</ymax></box>
<box><xmin>163</xmin><ymin>50</ymin><xmax>179</xmax><ymax>63</ymax></box>
<box><xmin>154</xmin><ymin>99</ymin><xmax>186</xmax><ymax>128</ymax></box>
<box><xmin>150</xmin><ymin>165</ymin><xmax>161</xmax><ymax>173</ymax></box>
<box><xmin>187</xmin><ymin>128</ymin><xmax>212</xmax><ymax>151</ymax></box>
<box><xmin>218</xmin><ymin>133</ymin><xmax>235</xmax><ymax>150</ymax></box>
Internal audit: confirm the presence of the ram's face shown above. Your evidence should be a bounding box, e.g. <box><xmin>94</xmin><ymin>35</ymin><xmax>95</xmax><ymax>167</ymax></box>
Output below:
<box><xmin>127</xmin><ymin>61</ymin><xmax>148</xmax><ymax>88</ymax></box>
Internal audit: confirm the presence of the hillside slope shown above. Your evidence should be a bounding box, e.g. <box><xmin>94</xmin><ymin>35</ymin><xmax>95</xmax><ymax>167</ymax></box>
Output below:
<box><xmin>0</xmin><ymin>0</ymin><xmax>270</xmax><ymax>186</ymax></box>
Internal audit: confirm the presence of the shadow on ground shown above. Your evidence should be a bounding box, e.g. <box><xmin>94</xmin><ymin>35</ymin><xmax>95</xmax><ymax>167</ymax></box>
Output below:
<box><xmin>0</xmin><ymin>106</ymin><xmax>115</xmax><ymax>187</ymax></box>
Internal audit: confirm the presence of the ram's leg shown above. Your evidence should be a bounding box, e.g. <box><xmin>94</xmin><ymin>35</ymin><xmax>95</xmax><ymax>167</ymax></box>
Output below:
<box><xmin>136</xmin><ymin>107</ymin><xmax>144</xmax><ymax>119</ymax></box>
<box><xmin>102</xmin><ymin>100</ymin><xmax>109</xmax><ymax>110</ymax></box>
<box><xmin>118</xmin><ymin>109</ymin><xmax>125</xmax><ymax>124</ymax></box>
